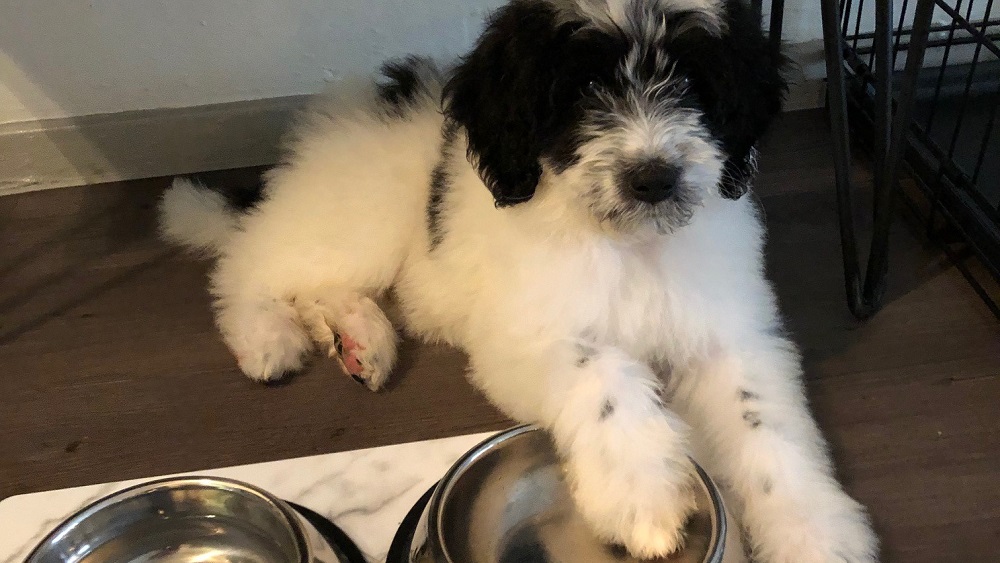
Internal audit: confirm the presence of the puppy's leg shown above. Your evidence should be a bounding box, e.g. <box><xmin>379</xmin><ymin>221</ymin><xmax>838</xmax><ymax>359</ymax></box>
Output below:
<box><xmin>295</xmin><ymin>290</ymin><xmax>397</xmax><ymax>391</ymax></box>
<box><xmin>673</xmin><ymin>339</ymin><xmax>877</xmax><ymax>563</ymax></box>
<box><xmin>214</xmin><ymin>294</ymin><xmax>312</xmax><ymax>382</ymax></box>
<box><xmin>468</xmin><ymin>339</ymin><xmax>698</xmax><ymax>559</ymax></box>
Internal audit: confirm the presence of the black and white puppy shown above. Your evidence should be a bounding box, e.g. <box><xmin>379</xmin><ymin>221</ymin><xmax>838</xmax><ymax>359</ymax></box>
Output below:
<box><xmin>160</xmin><ymin>0</ymin><xmax>878</xmax><ymax>560</ymax></box>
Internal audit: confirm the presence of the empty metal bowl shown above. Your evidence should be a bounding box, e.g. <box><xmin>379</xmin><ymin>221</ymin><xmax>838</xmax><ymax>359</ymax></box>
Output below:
<box><xmin>395</xmin><ymin>425</ymin><xmax>745</xmax><ymax>563</ymax></box>
<box><xmin>25</xmin><ymin>476</ymin><xmax>356</xmax><ymax>563</ymax></box>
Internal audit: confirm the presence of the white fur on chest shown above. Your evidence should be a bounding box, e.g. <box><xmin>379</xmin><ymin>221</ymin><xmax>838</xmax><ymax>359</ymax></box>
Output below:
<box><xmin>397</xmin><ymin>163</ymin><xmax>771</xmax><ymax>367</ymax></box>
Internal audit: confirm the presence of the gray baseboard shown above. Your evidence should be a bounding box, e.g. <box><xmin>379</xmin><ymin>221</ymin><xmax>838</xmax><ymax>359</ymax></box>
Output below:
<box><xmin>0</xmin><ymin>95</ymin><xmax>309</xmax><ymax>197</ymax></box>
<box><xmin>0</xmin><ymin>80</ymin><xmax>826</xmax><ymax>198</ymax></box>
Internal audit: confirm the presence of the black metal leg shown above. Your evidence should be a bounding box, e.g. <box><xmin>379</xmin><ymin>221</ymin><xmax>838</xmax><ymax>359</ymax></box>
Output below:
<box><xmin>865</xmin><ymin>0</ymin><xmax>897</xmax><ymax>298</ymax></box>
<box><xmin>867</xmin><ymin>0</ymin><xmax>936</xmax><ymax>298</ymax></box>
<box><xmin>769</xmin><ymin>0</ymin><xmax>785</xmax><ymax>48</ymax></box>
<box><xmin>821</xmin><ymin>0</ymin><xmax>936</xmax><ymax>319</ymax></box>
<box><xmin>872</xmin><ymin>0</ymin><xmax>894</xmax><ymax>221</ymax></box>
<box><xmin>822</xmin><ymin>0</ymin><xmax>867</xmax><ymax>317</ymax></box>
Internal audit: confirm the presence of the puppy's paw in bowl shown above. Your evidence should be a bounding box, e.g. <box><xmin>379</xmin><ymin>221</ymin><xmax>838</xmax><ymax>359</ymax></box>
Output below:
<box><xmin>571</xmin><ymin>452</ymin><xmax>700</xmax><ymax>558</ymax></box>
<box><xmin>552</xmin><ymin>347</ymin><xmax>698</xmax><ymax>558</ymax></box>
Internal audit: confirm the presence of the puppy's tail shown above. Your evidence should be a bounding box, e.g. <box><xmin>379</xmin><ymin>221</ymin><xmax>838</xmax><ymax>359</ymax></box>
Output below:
<box><xmin>158</xmin><ymin>178</ymin><xmax>259</xmax><ymax>256</ymax></box>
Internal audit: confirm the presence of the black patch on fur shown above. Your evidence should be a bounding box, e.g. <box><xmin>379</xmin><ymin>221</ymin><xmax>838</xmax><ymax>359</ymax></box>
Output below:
<box><xmin>739</xmin><ymin>388</ymin><xmax>760</xmax><ymax>402</ymax></box>
<box><xmin>376</xmin><ymin>56</ymin><xmax>435</xmax><ymax>118</ymax></box>
<box><xmin>605</xmin><ymin>544</ymin><xmax>630</xmax><ymax>558</ymax></box>
<box><xmin>599</xmin><ymin>400</ymin><xmax>615</xmax><ymax>420</ymax></box>
<box><xmin>575</xmin><ymin>342</ymin><xmax>597</xmax><ymax>367</ymax></box>
<box><xmin>188</xmin><ymin>173</ymin><xmax>266</xmax><ymax>212</ymax></box>
<box><xmin>427</xmin><ymin>122</ymin><xmax>459</xmax><ymax>250</ymax></box>
<box><xmin>761</xmin><ymin>476</ymin><xmax>773</xmax><ymax>495</ymax></box>
<box><xmin>743</xmin><ymin>410</ymin><xmax>763</xmax><ymax>429</ymax></box>
<box><xmin>222</xmin><ymin>183</ymin><xmax>266</xmax><ymax>210</ymax></box>
<box><xmin>443</xmin><ymin>0</ymin><xmax>627</xmax><ymax>206</ymax></box>
<box><xmin>668</xmin><ymin>1</ymin><xmax>789</xmax><ymax>199</ymax></box>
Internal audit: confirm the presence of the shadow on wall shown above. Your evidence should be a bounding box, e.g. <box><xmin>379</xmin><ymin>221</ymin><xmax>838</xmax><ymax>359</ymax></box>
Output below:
<box><xmin>0</xmin><ymin>0</ymin><xmax>501</xmax><ymax>195</ymax></box>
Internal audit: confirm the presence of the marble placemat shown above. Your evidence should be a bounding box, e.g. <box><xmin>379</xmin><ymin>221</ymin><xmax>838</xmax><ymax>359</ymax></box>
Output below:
<box><xmin>0</xmin><ymin>431</ymin><xmax>496</xmax><ymax>563</ymax></box>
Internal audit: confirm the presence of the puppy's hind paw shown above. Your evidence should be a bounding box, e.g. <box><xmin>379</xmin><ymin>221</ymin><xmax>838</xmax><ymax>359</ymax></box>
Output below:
<box><xmin>225</xmin><ymin>301</ymin><xmax>312</xmax><ymax>382</ymax></box>
<box><xmin>330</xmin><ymin>329</ymin><xmax>394</xmax><ymax>391</ymax></box>
<box><xmin>297</xmin><ymin>293</ymin><xmax>398</xmax><ymax>391</ymax></box>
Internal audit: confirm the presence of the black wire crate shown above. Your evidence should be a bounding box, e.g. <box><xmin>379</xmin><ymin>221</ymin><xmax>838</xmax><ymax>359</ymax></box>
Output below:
<box><xmin>822</xmin><ymin>0</ymin><xmax>1000</xmax><ymax>318</ymax></box>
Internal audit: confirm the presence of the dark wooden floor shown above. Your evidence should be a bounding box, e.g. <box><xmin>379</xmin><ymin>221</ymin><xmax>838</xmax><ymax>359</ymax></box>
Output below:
<box><xmin>1</xmin><ymin>110</ymin><xmax>998</xmax><ymax>562</ymax></box>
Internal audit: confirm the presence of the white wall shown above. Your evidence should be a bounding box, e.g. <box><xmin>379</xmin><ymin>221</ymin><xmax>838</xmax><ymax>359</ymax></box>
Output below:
<box><xmin>0</xmin><ymin>0</ymin><xmax>504</xmax><ymax>125</ymax></box>
<box><xmin>0</xmin><ymin>0</ymin><xmax>836</xmax><ymax>126</ymax></box>
<box><xmin>2</xmin><ymin>0</ymin><xmax>988</xmax><ymax>126</ymax></box>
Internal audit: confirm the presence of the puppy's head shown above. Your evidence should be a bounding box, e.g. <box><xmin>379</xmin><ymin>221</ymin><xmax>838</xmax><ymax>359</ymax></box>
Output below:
<box><xmin>444</xmin><ymin>0</ymin><xmax>787</xmax><ymax>234</ymax></box>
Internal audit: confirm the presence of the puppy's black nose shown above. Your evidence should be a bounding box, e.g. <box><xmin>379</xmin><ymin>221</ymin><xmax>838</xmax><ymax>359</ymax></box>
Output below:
<box><xmin>624</xmin><ymin>161</ymin><xmax>682</xmax><ymax>204</ymax></box>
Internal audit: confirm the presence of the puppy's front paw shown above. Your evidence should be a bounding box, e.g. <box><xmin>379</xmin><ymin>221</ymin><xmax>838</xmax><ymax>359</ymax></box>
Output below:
<box><xmin>561</xmin><ymin>404</ymin><xmax>697</xmax><ymax>556</ymax></box>
<box><xmin>568</xmin><ymin>438</ymin><xmax>699</xmax><ymax>558</ymax></box>
<box><xmin>554</xmin><ymin>347</ymin><xmax>697</xmax><ymax>558</ymax></box>
<box><xmin>749</xmin><ymin>489</ymin><xmax>878</xmax><ymax>563</ymax></box>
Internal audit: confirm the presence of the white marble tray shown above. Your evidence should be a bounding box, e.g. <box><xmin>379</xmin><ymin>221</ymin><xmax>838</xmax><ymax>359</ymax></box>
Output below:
<box><xmin>0</xmin><ymin>431</ymin><xmax>496</xmax><ymax>563</ymax></box>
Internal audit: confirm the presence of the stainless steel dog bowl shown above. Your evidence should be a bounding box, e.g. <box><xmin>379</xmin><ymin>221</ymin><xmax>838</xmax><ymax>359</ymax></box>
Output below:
<box><xmin>391</xmin><ymin>425</ymin><xmax>745</xmax><ymax>563</ymax></box>
<box><xmin>26</xmin><ymin>476</ymin><xmax>359</xmax><ymax>563</ymax></box>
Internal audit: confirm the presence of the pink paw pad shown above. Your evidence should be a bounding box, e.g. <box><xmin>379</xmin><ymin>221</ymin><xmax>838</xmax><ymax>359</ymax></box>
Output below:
<box><xmin>333</xmin><ymin>332</ymin><xmax>366</xmax><ymax>383</ymax></box>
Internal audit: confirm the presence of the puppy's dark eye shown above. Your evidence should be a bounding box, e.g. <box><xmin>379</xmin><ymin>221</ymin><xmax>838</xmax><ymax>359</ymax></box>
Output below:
<box><xmin>585</xmin><ymin>80</ymin><xmax>599</xmax><ymax>94</ymax></box>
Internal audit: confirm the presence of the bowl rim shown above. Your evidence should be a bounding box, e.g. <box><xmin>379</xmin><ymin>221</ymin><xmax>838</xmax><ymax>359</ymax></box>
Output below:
<box><xmin>24</xmin><ymin>475</ymin><xmax>311</xmax><ymax>563</ymax></box>
<box><xmin>427</xmin><ymin>424</ymin><xmax>727</xmax><ymax>563</ymax></box>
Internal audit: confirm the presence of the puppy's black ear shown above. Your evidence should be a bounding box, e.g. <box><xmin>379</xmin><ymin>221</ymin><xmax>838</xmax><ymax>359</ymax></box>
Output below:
<box><xmin>674</xmin><ymin>2</ymin><xmax>789</xmax><ymax>199</ymax></box>
<box><xmin>443</xmin><ymin>0</ymin><xmax>569</xmax><ymax>206</ymax></box>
